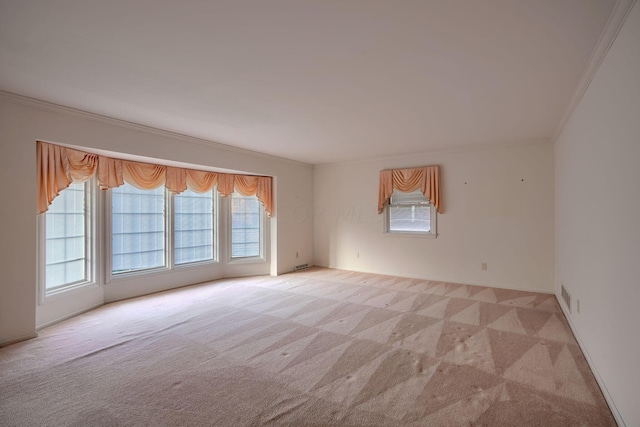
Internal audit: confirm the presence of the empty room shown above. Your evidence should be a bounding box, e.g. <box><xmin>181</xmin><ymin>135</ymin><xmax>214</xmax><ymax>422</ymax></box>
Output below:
<box><xmin>1</xmin><ymin>1</ymin><xmax>639</xmax><ymax>426</ymax></box>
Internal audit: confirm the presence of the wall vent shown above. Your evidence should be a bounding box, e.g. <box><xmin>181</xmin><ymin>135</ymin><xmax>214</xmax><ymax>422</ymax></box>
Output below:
<box><xmin>561</xmin><ymin>284</ymin><xmax>572</xmax><ymax>313</ymax></box>
<box><xmin>294</xmin><ymin>263</ymin><xmax>309</xmax><ymax>272</ymax></box>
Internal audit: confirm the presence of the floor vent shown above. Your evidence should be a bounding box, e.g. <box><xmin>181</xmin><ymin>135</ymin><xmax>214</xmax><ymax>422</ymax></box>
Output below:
<box><xmin>561</xmin><ymin>284</ymin><xmax>571</xmax><ymax>313</ymax></box>
<box><xmin>294</xmin><ymin>263</ymin><xmax>309</xmax><ymax>272</ymax></box>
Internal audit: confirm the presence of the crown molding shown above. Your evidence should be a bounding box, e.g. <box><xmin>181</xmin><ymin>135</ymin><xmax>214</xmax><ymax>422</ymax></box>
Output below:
<box><xmin>313</xmin><ymin>138</ymin><xmax>552</xmax><ymax>169</ymax></box>
<box><xmin>0</xmin><ymin>90</ymin><xmax>312</xmax><ymax>169</ymax></box>
<box><xmin>552</xmin><ymin>0</ymin><xmax>637</xmax><ymax>142</ymax></box>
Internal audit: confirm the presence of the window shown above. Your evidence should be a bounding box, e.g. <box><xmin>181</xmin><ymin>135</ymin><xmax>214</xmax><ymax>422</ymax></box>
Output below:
<box><xmin>43</xmin><ymin>182</ymin><xmax>92</xmax><ymax>290</ymax></box>
<box><xmin>38</xmin><ymin>142</ymin><xmax>273</xmax><ymax>307</ymax></box>
<box><xmin>385</xmin><ymin>189</ymin><xmax>437</xmax><ymax>237</ymax></box>
<box><xmin>174</xmin><ymin>189</ymin><xmax>215</xmax><ymax>265</ymax></box>
<box><xmin>111</xmin><ymin>183</ymin><xmax>166</xmax><ymax>274</ymax></box>
<box><xmin>230</xmin><ymin>192</ymin><xmax>262</xmax><ymax>258</ymax></box>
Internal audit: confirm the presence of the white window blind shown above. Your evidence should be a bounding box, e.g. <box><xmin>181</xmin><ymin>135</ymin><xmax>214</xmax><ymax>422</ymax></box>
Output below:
<box><xmin>388</xmin><ymin>189</ymin><xmax>432</xmax><ymax>233</ymax></box>
<box><xmin>45</xmin><ymin>182</ymin><xmax>87</xmax><ymax>289</ymax></box>
<box><xmin>230</xmin><ymin>193</ymin><xmax>261</xmax><ymax>258</ymax></box>
<box><xmin>112</xmin><ymin>183</ymin><xmax>166</xmax><ymax>273</ymax></box>
<box><xmin>174</xmin><ymin>189</ymin><xmax>214</xmax><ymax>265</ymax></box>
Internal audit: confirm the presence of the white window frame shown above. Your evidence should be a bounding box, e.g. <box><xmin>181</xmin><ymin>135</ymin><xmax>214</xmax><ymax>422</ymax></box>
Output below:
<box><xmin>106</xmin><ymin>185</ymin><xmax>222</xmax><ymax>283</ymax></box>
<box><xmin>227</xmin><ymin>192</ymin><xmax>267</xmax><ymax>264</ymax></box>
<box><xmin>384</xmin><ymin>189</ymin><xmax>437</xmax><ymax>238</ymax></box>
<box><xmin>106</xmin><ymin>184</ymin><xmax>170</xmax><ymax>281</ymax></box>
<box><xmin>37</xmin><ymin>179</ymin><xmax>98</xmax><ymax>303</ymax></box>
<box><xmin>37</xmin><ymin>167</ymin><xmax>270</xmax><ymax>293</ymax></box>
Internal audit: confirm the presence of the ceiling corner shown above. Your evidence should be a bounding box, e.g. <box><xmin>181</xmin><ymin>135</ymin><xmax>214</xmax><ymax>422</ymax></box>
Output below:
<box><xmin>551</xmin><ymin>0</ymin><xmax>638</xmax><ymax>142</ymax></box>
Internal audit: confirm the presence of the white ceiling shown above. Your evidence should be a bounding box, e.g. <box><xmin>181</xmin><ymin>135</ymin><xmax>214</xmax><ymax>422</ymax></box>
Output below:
<box><xmin>0</xmin><ymin>0</ymin><xmax>617</xmax><ymax>164</ymax></box>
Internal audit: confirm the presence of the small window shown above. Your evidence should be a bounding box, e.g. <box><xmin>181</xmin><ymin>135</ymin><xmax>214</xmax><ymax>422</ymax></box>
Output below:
<box><xmin>44</xmin><ymin>182</ymin><xmax>91</xmax><ymax>290</ymax></box>
<box><xmin>385</xmin><ymin>189</ymin><xmax>437</xmax><ymax>237</ymax></box>
<box><xmin>174</xmin><ymin>189</ymin><xmax>215</xmax><ymax>265</ymax></box>
<box><xmin>230</xmin><ymin>192</ymin><xmax>262</xmax><ymax>259</ymax></box>
<box><xmin>111</xmin><ymin>183</ymin><xmax>166</xmax><ymax>274</ymax></box>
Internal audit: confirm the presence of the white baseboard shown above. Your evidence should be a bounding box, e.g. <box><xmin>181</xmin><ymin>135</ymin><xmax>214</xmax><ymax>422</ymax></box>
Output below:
<box><xmin>0</xmin><ymin>331</ymin><xmax>38</xmax><ymax>347</ymax></box>
<box><xmin>36</xmin><ymin>302</ymin><xmax>104</xmax><ymax>330</ymax></box>
<box><xmin>557</xmin><ymin>296</ymin><xmax>625</xmax><ymax>427</ymax></box>
<box><xmin>315</xmin><ymin>265</ymin><xmax>555</xmax><ymax>294</ymax></box>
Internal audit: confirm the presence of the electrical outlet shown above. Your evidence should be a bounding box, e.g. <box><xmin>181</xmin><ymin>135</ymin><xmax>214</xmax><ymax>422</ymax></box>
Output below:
<box><xmin>481</xmin><ymin>262</ymin><xmax>487</xmax><ymax>271</ymax></box>
<box><xmin>577</xmin><ymin>299</ymin><xmax>580</xmax><ymax>314</ymax></box>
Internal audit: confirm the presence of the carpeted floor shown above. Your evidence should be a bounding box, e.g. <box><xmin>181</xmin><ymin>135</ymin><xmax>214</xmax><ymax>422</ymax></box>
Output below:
<box><xmin>0</xmin><ymin>268</ymin><xmax>615</xmax><ymax>426</ymax></box>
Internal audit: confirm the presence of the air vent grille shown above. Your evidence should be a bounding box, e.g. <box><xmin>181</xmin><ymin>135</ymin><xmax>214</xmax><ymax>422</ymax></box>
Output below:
<box><xmin>294</xmin><ymin>263</ymin><xmax>309</xmax><ymax>272</ymax></box>
<box><xmin>561</xmin><ymin>284</ymin><xmax>571</xmax><ymax>313</ymax></box>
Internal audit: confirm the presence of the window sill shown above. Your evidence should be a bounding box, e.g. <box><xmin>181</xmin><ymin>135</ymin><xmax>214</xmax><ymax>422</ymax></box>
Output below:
<box><xmin>228</xmin><ymin>256</ymin><xmax>267</xmax><ymax>265</ymax></box>
<box><xmin>383</xmin><ymin>231</ymin><xmax>438</xmax><ymax>239</ymax></box>
<box><xmin>107</xmin><ymin>266</ymin><xmax>171</xmax><ymax>283</ymax></box>
<box><xmin>174</xmin><ymin>259</ymin><xmax>219</xmax><ymax>269</ymax></box>
<box><xmin>41</xmin><ymin>280</ymin><xmax>99</xmax><ymax>303</ymax></box>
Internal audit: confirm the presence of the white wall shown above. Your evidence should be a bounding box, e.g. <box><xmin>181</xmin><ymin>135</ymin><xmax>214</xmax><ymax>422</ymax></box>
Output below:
<box><xmin>0</xmin><ymin>94</ymin><xmax>313</xmax><ymax>345</ymax></box>
<box><xmin>554</xmin><ymin>2</ymin><xmax>640</xmax><ymax>425</ymax></box>
<box><xmin>314</xmin><ymin>142</ymin><xmax>554</xmax><ymax>292</ymax></box>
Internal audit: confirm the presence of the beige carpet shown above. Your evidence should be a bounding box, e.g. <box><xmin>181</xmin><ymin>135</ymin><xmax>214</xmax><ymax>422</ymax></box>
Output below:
<box><xmin>1</xmin><ymin>268</ymin><xmax>615</xmax><ymax>426</ymax></box>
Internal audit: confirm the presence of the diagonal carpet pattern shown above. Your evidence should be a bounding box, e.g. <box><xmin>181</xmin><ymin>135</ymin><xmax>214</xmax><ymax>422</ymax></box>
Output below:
<box><xmin>0</xmin><ymin>268</ymin><xmax>615</xmax><ymax>426</ymax></box>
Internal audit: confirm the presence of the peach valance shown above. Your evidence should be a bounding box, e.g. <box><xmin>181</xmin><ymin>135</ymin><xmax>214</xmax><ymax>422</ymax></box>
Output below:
<box><xmin>377</xmin><ymin>165</ymin><xmax>441</xmax><ymax>214</ymax></box>
<box><xmin>37</xmin><ymin>141</ymin><xmax>273</xmax><ymax>217</ymax></box>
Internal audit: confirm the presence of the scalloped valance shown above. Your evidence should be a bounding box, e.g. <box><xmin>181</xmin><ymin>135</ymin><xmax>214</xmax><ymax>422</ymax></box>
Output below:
<box><xmin>36</xmin><ymin>141</ymin><xmax>273</xmax><ymax>216</ymax></box>
<box><xmin>378</xmin><ymin>165</ymin><xmax>441</xmax><ymax>214</ymax></box>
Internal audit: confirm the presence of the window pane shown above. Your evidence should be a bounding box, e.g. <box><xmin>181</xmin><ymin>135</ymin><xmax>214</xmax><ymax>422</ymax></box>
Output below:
<box><xmin>45</xmin><ymin>183</ymin><xmax>86</xmax><ymax>289</ymax></box>
<box><xmin>231</xmin><ymin>193</ymin><xmax>261</xmax><ymax>258</ymax></box>
<box><xmin>174</xmin><ymin>189</ymin><xmax>214</xmax><ymax>265</ymax></box>
<box><xmin>389</xmin><ymin>205</ymin><xmax>431</xmax><ymax>232</ymax></box>
<box><xmin>112</xmin><ymin>183</ymin><xmax>165</xmax><ymax>274</ymax></box>
<box><xmin>389</xmin><ymin>190</ymin><xmax>431</xmax><ymax>233</ymax></box>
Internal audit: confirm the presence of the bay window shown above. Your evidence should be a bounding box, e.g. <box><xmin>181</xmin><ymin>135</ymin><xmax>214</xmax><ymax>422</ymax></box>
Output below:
<box><xmin>37</xmin><ymin>141</ymin><xmax>272</xmax><ymax>297</ymax></box>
